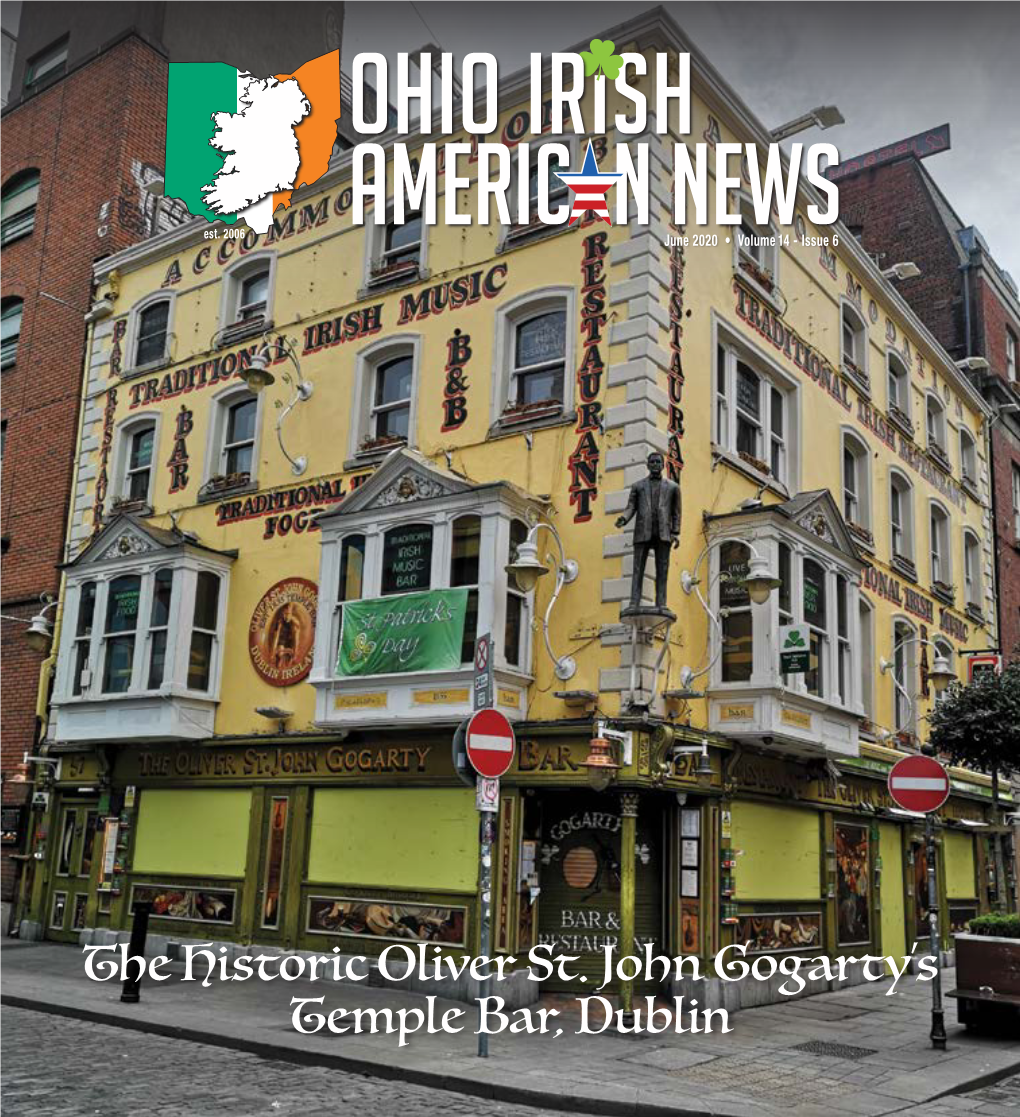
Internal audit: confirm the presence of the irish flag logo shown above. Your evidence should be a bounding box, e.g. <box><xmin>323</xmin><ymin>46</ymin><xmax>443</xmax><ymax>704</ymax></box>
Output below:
<box><xmin>164</xmin><ymin>50</ymin><xmax>341</xmax><ymax>234</ymax></box>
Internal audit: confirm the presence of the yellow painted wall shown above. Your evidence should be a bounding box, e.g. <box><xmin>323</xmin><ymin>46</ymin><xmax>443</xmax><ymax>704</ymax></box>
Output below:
<box><xmin>67</xmin><ymin>36</ymin><xmax>994</xmax><ymax>741</ymax></box>
<box><xmin>133</xmin><ymin>788</ymin><xmax>252</xmax><ymax>877</ymax></box>
<box><xmin>943</xmin><ymin>831</ymin><xmax>977</xmax><ymax>898</ymax></box>
<box><xmin>307</xmin><ymin>787</ymin><xmax>477</xmax><ymax>891</ymax></box>
<box><xmin>730</xmin><ymin>801</ymin><xmax>820</xmax><ymax>901</ymax></box>
<box><xmin>878</xmin><ymin>821</ymin><xmax>906</xmax><ymax>961</ymax></box>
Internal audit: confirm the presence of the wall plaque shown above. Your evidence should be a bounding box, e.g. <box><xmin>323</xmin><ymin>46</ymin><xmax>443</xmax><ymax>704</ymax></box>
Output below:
<box><xmin>249</xmin><ymin>578</ymin><xmax>318</xmax><ymax>686</ymax></box>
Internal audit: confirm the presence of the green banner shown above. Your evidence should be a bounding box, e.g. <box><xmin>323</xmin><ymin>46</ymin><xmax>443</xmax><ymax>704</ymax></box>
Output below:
<box><xmin>337</xmin><ymin>589</ymin><xmax>468</xmax><ymax>677</ymax></box>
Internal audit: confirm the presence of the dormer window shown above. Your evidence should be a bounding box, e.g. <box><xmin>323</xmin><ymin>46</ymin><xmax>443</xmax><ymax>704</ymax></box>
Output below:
<box><xmin>51</xmin><ymin>517</ymin><xmax>233</xmax><ymax>743</ymax></box>
<box><xmin>311</xmin><ymin>450</ymin><xmax>536</xmax><ymax>727</ymax></box>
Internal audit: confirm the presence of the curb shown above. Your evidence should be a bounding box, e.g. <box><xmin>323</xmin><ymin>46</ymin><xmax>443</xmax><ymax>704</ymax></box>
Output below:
<box><xmin>0</xmin><ymin>994</ymin><xmax>708</xmax><ymax>1117</ymax></box>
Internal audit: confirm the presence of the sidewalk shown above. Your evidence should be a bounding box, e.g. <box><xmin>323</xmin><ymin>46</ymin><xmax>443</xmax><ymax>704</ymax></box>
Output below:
<box><xmin>2</xmin><ymin>940</ymin><xmax>1017</xmax><ymax>1117</ymax></box>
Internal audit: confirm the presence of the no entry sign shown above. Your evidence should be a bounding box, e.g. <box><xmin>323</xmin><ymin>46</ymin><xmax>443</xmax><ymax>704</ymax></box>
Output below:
<box><xmin>888</xmin><ymin>754</ymin><xmax>950</xmax><ymax>814</ymax></box>
<box><xmin>465</xmin><ymin>709</ymin><xmax>516</xmax><ymax>778</ymax></box>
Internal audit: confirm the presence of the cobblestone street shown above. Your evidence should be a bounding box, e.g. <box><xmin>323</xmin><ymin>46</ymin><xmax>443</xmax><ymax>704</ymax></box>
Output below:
<box><xmin>0</xmin><ymin>1006</ymin><xmax>587</xmax><ymax>1117</ymax></box>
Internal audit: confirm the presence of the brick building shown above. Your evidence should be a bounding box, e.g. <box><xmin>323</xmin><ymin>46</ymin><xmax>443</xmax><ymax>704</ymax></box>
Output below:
<box><xmin>0</xmin><ymin>1</ymin><xmax>344</xmax><ymax>928</ymax></box>
<box><xmin>838</xmin><ymin>145</ymin><xmax>1020</xmax><ymax>663</ymax></box>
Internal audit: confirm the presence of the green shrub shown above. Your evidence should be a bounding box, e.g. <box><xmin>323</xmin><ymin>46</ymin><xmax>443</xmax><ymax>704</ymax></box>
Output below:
<box><xmin>967</xmin><ymin>913</ymin><xmax>1020</xmax><ymax>939</ymax></box>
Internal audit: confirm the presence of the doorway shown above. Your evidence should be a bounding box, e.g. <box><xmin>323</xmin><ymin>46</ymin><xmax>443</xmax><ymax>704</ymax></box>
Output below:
<box><xmin>47</xmin><ymin>798</ymin><xmax>100</xmax><ymax>942</ymax></box>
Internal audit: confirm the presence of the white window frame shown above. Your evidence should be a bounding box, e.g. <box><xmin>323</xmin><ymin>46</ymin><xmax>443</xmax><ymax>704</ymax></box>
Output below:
<box><xmin>959</xmin><ymin>426</ymin><xmax>978</xmax><ymax>488</ymax></box>
<box><xmin>886</xmin><ymin>350</ymin><xmax>912</xmax><ymax>429</ymax></box>
<box><xmin>500</xmin><ymin>138</ymin><xmax>577</xmax><ymax>243</ymax></box>
<box><xmin>362</xmin><ymin>205</ymin><xmax>429</xmax><ymax>292</ymax></box>
<box><xmin>491</xmin><ymin>288</ymin><xmax>576</xmax><ymax>425</ymax></box>
<box><xmin>203</xmin><ymin>383</ymin><xmax>264</xmax><ymax>487</ymax></box>
<box><xmin>928</xmin><ymin>499</ymin><xmax>952</xmax><ymax>590</ymax></box>
<box><xmin>859</xmin><ymin>597</ymin><xmax>875</xmax><ymax>723</ymax></box>
<box><xmin>218</xmin><ymin>251</ymin><xmax>277</xmax><ymax>342</ymax></box>
<box><xmin>925</xmin><ymin>392</ymin><xmax>948</xmax><ymax>457</ymax></box>
<box><xmin>840</xmin><ymin>427</ymin><xmax>871</xmax><ymax>532</ymax></box>
<box><xmin>840</xmin><ymin>300</ymin><xmax>870</xmax><ymax>394</ymax></box>
<box><xmin>55</xmin><ymin>559</ymin><xmax>229</xmax><ymax>705</ymax></box>
<box><xmin>1012</xmin><ymin>464</ymin><xmax>1020</xmax><ymax>542</ymax></box>
<box><xmin>732</xmin><ymin>192</ymin><xmax>781</xmax><ymax>305</ymax></box>
<box><xmin>1</xmin><ymin>297</ymin><xmax>23</xmax><ymax>368</ymax></box>
<box><xmin>1</xmin><ymin>170</ymin><xmax>40</xmax><ymax>245</ymax></box>
<box><xmin>350</xmin><ymin>334</ymin><xmax>422</xmax><ymax>458</ymax></box>
<box><xmin>125</xmin><ymin>291</ymin><xmax>176</xmax><ymax>375</ymax></box>
<box><xmin>713</xmin><ymin>325</ymin><xmax>798</xmax><ymax>490</ymax></box>
<box><xmin>889</xmin><ymin>468</ymin><xmax>915</xmax><ymax>565</ymax></box>
<box><xmin>111</xmin><ymin>411</ymin><xmax>162</xmax><ymax>508</ymax></box>
<box><xmin>963</xmin><ymin>528</ymin><xmax>982</xmax><ymax>610</ymax></box>
<box><xmin>1007</xmin><ymin>330</ymin><xmax>1017</xmax><ymax>383</ymax></box>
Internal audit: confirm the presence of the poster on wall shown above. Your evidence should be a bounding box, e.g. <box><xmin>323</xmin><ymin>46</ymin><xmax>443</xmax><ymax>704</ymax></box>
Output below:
<box><xmin>249</xmin><ymin>578</ymin><xmax>318</xmax><ymax>686</ymax></box>
<box><xmin>307</xmin><ymin>896</ymin><xmax>467</xmax><ymax>946</ymax></box>
<box><xmin>681</xmin><ymin>898</ymin><xmax>699</xmax><ymax>953</ymax></box>
<box><xmin>835</xmin><ymin>823</ymin><xmax>871</xmax><ymax>946</ymax></box>
<box><xmin>736</xmin><ymin>912</ymin><xmax>822</xmax><ymax>953</ymax></box>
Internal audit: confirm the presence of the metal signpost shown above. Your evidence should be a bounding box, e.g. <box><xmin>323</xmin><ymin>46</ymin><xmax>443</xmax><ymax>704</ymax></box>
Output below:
<box><xmin>888</xmin><ymin>753</ymin><xmax>951</xmax><ymax>1050</ymax></box>
<box><xmin>464</xmin><ymin>703</ymin><xmax>515</xmax><ymax>1058</ymax></box>
<box><xmin>473</xmin><ymin>632</ymin><xmax>493</xmax><ymax>711</ymax></box>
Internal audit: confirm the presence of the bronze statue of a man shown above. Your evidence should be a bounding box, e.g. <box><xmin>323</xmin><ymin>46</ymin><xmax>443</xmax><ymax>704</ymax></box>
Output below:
<box><xmin>615</xmin><ymin>451</ymin><xmax>682</xmax><ymax>611</ymax></box>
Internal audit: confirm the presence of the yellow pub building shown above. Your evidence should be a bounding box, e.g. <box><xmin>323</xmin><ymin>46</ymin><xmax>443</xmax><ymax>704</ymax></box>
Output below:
<box><xmin>18</xmin><ymin>10</ymin><xmax>1008</xmax><ymax>1007</ymax></box>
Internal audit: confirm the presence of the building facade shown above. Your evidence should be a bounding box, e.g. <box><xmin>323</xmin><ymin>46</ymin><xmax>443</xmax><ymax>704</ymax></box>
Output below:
<box><xmin>17</xmin><ymin>11</ymin><xmax>1008</xmax><ymax>1003</ymax></box>
<box><xmin>0</xmin><ymin>2</ymin><xmax>344</xmax><ymax>925</ymax></box>
<box><xmin>838</xmin><ymin>146</ymin><xmax>1020</xmax><ymax>663</ymax></box>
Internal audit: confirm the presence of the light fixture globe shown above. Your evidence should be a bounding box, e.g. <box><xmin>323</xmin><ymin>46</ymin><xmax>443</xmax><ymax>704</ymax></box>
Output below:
<box><xmin>240</xmin><ymin>350</ymin><xmax>275</xmax><ymax>394</ymax></box>
<box><xmin>25</xmin><ymin>611</ymin><xmax>53</xmax><ymax>653</ymax></box>
<box><xmin>506</xmin><ymin>539</ymin><xmax>548</xmax><ymax>593</ymax></box>
<box><xmin>583</xmin><ymin>736</ymin><xmax>621</xmax><ymax>792</ymax></box>
<box><xmin>928</xmin><ymin>654</ymin><xmax>956</xmax><ymax>695</ymax></box>
<box><xmin>695</xmin><ymin>741</ymin><xmax>714</xmax><ymax>788</ymax></box>
<box><xmin>743</xmin><ymin>554</ymin><xmax>781</xmax><ymax>604</ymax></box>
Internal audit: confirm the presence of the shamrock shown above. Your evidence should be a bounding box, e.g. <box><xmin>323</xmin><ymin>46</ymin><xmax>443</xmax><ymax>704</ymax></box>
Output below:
<box><xmin>581</xmin><ymin>38</ymin><xmax>623</xmax><ymax>81</ymax></box>
<box><xmin>785</xmin><ymin>630</ymin><xmax>806</xmax><ymax>648</ymax></box>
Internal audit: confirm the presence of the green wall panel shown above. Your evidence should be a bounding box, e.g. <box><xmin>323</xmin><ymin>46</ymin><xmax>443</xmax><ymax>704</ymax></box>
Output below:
<box><xmin>878</xmin><ymin>822</ymin><xmax>906</xmax><ymax>961</ymax></box>
<box><xmin>943</xmin><ymin>831</ymin><xmax>977</xmax><ymax>898</ymax></box>
<box><xmin>133</xmin><ymin>789</ymin><xmax>252</xmax><ymax>878</ymax></box>
<box><xmin>731</xmin><ymin>801</ymin><xmax>820</xmax><ymax>901</ymax></box>
<box><xmin>308</xmin><ymin>788</ymin><xmax>477</xmax><ymax>892</ymax></box>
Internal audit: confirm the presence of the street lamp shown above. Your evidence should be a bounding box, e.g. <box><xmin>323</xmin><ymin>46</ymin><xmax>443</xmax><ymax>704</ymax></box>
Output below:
<box><xmin>506</xmin><ymin>521</ymin><xmax>579</xmax><ymax>681</ymax></box>
<box><xmin>2</xmin><ymin>595</ymin><xmax>58</xmax><ymax>653</ymax></box>
<box><xmin>770</xmin><ymin>105</ymin><xmax>845</xmax><ymax>143</ymax></box>
<box><xmin>241</xmin><ymin>333</ymin><xmax>314</xmax><ymax>475</ymax></box>
<box><xmin>882</xmin><ymin>262</ymin><xmax>921</xmax><ymax>282</ymax></box>
<box><xmin>880</xmin><ymin>638</ymin><xmax>957</xmax><ymax>697</ymax></box>
<box><xmin>583</xmin><ymin>734</ymin><xmax>621</xmax><ymax>791</ymax></box>
<box><xmin>671</xmin><ymin>738</ymin><xmax>714</xmax><ymax>789</ymax></box>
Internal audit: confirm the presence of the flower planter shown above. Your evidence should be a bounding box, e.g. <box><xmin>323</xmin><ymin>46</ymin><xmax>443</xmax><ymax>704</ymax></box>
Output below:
<box><xmin>950</xmin><ymin>932</ymin><xmax>1020</xmax><ymax>1033</ymax></box>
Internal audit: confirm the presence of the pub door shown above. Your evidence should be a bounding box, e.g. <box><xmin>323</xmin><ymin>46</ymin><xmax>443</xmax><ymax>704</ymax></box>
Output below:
<box><xmin>252</xmin><ymin>789</ymin><xmax>295</xmax><ymax>946</ymax></box>
<box><xmin>536</xmin><ymin>792</ymin><xmax>662</xmax><ymax>992</ymax></box>
<box><xmin>46</xmin><ymin>797</ymin><xmax>100</xmax><ymax>942</ymax></box>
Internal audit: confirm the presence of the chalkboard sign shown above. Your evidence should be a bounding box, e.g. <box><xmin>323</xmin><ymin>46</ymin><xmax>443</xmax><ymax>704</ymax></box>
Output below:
<box><xmin>107</xmin><ymin>577</ymin><xmax>141</xmax><ymax>632</ymax></box>
<box><xmin>719</xmin><ymin>542</ymin><xmax>750</xmax><ymax>606</ymax></box>
<box><xmin>803</xmin><ymin>560</ymin><xmax>826</xmax><ymax>626</ymax></box>
<box><xmin>382</xmin><ymin>524</ymin><xmax>433</xmax><ymax>595</ymax></box>
<box><xmin>1</xmin><ymin>805</ymin><xmax>25</xmax><ymax>846</ymax></box>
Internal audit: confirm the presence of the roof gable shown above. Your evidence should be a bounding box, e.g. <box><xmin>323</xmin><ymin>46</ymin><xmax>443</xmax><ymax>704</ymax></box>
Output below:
<box><xmin>327</xmin><ymin>448</ymin><xmax>474</xmax><ymax>518</ymax></box>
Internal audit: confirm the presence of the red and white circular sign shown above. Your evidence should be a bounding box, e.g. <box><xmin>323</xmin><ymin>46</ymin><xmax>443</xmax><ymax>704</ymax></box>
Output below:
<box><xmin>888</xmin><ymin>754</ymin><xmax>950</xmax><ymax>814</ymax></box>
<box><xmin>465</xmin><ymin>709</ymin><xmax>516</xmax><ymax>779</ymax></box>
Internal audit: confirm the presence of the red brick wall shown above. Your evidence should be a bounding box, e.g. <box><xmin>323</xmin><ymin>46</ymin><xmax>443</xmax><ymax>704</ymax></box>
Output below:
<box><xmin>974</xmin><ymin>273</ymin><xmax>1020</xmax><ymax>387</ymax></box>
<box><xmin>991</xmin><ymin>424</ymin><xmax>1020</xmax><ymax>661</ymax></box>
<box><xmin>836</xmin><ymin>159</ymin><xmax>967</xmax><ymax>359</ymax></box>
<box><xmin>0</xmin><ymin>35</ymin><xmax>169</xmax><ymax>902</ymax></box>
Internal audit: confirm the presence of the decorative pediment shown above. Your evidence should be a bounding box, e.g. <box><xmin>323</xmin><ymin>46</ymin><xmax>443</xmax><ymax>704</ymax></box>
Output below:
<box><xmin>778</xmin><ymin>490</ymin><xmax>863</xmax><ymax>563</ymax></box>
<box><xmin>99</xmin><ymin>526</ymin><xmax>158</xmax><ymax>561</ymax></box>
<box><xmin>65</xmin><ymin>513</ymin><xmax>235</xmax><ymax>569</ymax></box>
<box><xmin>327</xmin><ymin>448</ymin><xmax>473</xmax><ymax>520</ymax></box>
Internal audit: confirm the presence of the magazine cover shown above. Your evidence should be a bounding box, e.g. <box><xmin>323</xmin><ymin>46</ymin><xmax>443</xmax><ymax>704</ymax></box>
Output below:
<box><xmin>2</xmin><ymin>2</ymin><xmax>1019</xmax><ymax>1114</ymax></box>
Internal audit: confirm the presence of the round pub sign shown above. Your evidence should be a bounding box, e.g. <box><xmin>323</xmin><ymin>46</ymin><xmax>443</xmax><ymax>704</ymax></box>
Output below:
<box><xmin>249</xmin><ymin>578</ymin><xmax>318</xmax><ymax>686</ymax></box>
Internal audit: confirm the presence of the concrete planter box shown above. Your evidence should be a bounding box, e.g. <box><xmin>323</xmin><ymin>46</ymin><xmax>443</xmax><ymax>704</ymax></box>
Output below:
<box><xmin>950</xmin><ymin>933</ymin><xmax>1020</xmax><ymax>1033</ymax></box>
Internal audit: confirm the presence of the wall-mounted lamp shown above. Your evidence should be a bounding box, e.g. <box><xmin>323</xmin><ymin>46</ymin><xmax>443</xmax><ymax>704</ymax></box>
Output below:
<box><xmin>7</xmin><ymin>752</ymin><xmax>62</xmax><ymax>784</ymax></box>
<box><xmin>506</xmin><ymin>521</ymin><xmax>579</xmax><ymax>681</ymax></box>
<box><xmin>256</xmin><ymin>706</ymin><xmax>293</xmax><ymax>733</ymax></box>
<box><xmin>583</xmin><ymin>734</ymin><xmax>621</xmax><ymax>791</ymax></box>
<box><xmin>770</xmin><ymin>104</ymin><xmax>844</xmax><ymax>143</ymax></box>
<box><xmin>2</xmin><ymin>595</ymin><xmax>58</xmax><ymax>653</ymax></box>
<box><xmin>879</xmin><ymin>638</ymin><xmax>956</xmax><ymax>696</ymax></box>
<box><xmin>241</xmin><ymin>334</ymin><xmax>314</xmax><ymax>476</ymax></box>
<box><xmin>882</xmin><ymin>262</ymin><xmax>921</xmax><ymax>282</ymax></box>
<box><xmin>671</xmin><ymin>737</ymin><xmax>714</xmax><ymax>789</ymax></box>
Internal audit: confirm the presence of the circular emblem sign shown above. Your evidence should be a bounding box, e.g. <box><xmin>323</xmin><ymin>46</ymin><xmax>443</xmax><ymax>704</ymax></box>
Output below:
<box><xmin>249</xmin><ymin>578</ymin><xmax>318</xmax><ymax>687</ymax></box>
<box><xmin>887</xmin><ymin>754</ymin><xmax>950</xmax><ymax>814</ymax></box>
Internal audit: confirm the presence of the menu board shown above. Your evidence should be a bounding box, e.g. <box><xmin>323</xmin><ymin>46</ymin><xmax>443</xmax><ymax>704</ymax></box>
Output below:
<box><xmin>381</xmin><ymin>525</ymin><xmax>433</xmax><ymax>595</ymax></box>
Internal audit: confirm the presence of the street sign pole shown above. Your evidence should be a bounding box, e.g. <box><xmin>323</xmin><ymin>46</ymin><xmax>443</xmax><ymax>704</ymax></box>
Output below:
<box><xmin>888</xmin><ymin>752</ymin><xmax>950</xmax><ymax>1052</ymax></box>
<box><xmin>477</xmin><ymin>804</ymin><xmax>495</xmax><ymax>1058</ymax></box>
<box><xmin>926</xmin><ymin>810</ymin><xmax>947</xmax><ymax>1050</ymax></box>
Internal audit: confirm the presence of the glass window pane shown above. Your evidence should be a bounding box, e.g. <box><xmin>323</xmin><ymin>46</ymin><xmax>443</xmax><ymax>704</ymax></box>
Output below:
<box><xmin>225</xmin><ymin>442</ymin><xmax>252</xmax><ymax>476</ymax></box>
<box><xmin>193</xmin><ymin>572</ymin><xmax>220</xmax><ymax>631</ymax></box>
<box><xmin>106</xmin><ymin>575</ymin><xmax>141</xmax><ymax>634</ymax></box>
<box><xmin>381</xmin><ymin>524</ymin><xmax>433</xmax><ymax>595</ymax></box>
<box><xmin>77</xmin><ymin>582</ymin><xmax>97</xmax><ymax>636</ymax></box>
<box><xmin>515</xmin><ymin>311</ymin><xmax>565</xmax><ymax>368</ymax></box>
<box><xmin>736</xmin><ymin>362</ymin><xmax>760</xmax><ymax>418</ymax></box>
<box><xmin>227</xmin><ymin>398</ymin><xmax>257</xmax><ymax>444</ymax></box>
<box><xmin>1</xmin><ymin>300</ymin><xmax>23</xmax><ymax>343</ymax></box>
<box><xmin>837</xmin><ymin>575</ymin><xmax>848</xmax><ymax>637</ymax></box>
<box><xmin>721</xmin><ymin>611</ymin><xmax>753</xmax><ymax>682</ymax></box>
<box><xmin>150</xmin><ymin>569</ymin><xmax>173</xmax><ymax>627</ymax></box>
<box><xmin>719</xmin><ymin>541</ymin><xmax>750</xmax><ymax>608</ymax></box>
<box><xmin>778</xmin><ymin>544</ymin><xmax>791</xmax><ymax>617</ymax></box>
<box><xmin>386</xmin><ymin>215</ymin><xmax>422</xmax><ymax>255</ymax></box>
<box><xmin>376</xmin><ymin>402</ymin><xmax>409</xmax><ymax>440</ymax></box>
<box><xmin>770</xmin><ymin>387</ymin><xmax>783</xmax><ymax>437</ymax></box>
<box><xmin>805</xmin><ymin>630</ymin><xmax>824</xmax><ymax>697</ymax></box>
<box><xmin>147</xmin><ymin>629</ymin><xmax>168</xmax><ymax>690</ymax></box>
<box><xmin>460</xmin><ymin>588</ymin><xmax>479</xmax><ymax>664</ymax></box>
<box><xmin>136</xmin><ymin>303</ymin><xmax>169</xmax><ymax>364</ymax></box>
<box><xmin>130</xmin><ymin>426</ymin><xmax>154</xmax><ymax>470</ymax></box>
<box><xmin>504</xmin><ymin>592</ymin><xmax>523</xmax><ymax>667</ymax></box>
<box><xmin>102</xmin><ymin>635</ymin><xmax>135</xmax><ymax>693</ymax></box>
<box><xmin>188</xmin><ymin>631</ymin><xmax>213</xmax><ymax>690</ymax></box>
<box><xmin>73</xmin><ymin>642</ymin><xmax>91</xmax><ymax>696</ymax></box>
<box><xmin>450</xmin><ymin>516</ymin><xmax>481</xmax><ymax>587</ymax></box>
<box><xmin>339</xmin><ymin>535</ymin><xmax>365</xmax><ymax>602</ymax></box>
<box><xmin>240</xmin><ymin>271</ymin><xmax>269</xmax><ymax>309</ymax></box>
<box><xmin>517</xmin><ymin>366</ymin><xmax>563</xmax><ymax>406</ymax></box>
<box><xmin>803</xmin><ymin>560</ymin><xmax>826</xmax><ymax>627</ymax></box>
<box><xmin>376</xmin><ymin>356</ymin><xmax>413</xmax><ymax>406</ymax></box>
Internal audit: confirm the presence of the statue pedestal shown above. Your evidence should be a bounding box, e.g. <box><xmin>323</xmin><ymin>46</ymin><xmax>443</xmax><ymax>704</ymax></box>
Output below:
<box><xmin>618</xmin><ymin>605</ymin><xmax>676</xmax><ymax>711</ymax></box>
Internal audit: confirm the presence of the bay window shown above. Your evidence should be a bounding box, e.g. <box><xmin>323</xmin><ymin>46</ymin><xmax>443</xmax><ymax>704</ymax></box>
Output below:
<box><xmin>715</xmin><ymin>340</ymin><xmax>793</xmax><ymax>485</ymax></box>
<box><xmin>51</xmin><ymin>518</ymin><xmax>233</xmax><ymax>742</ymax></box>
